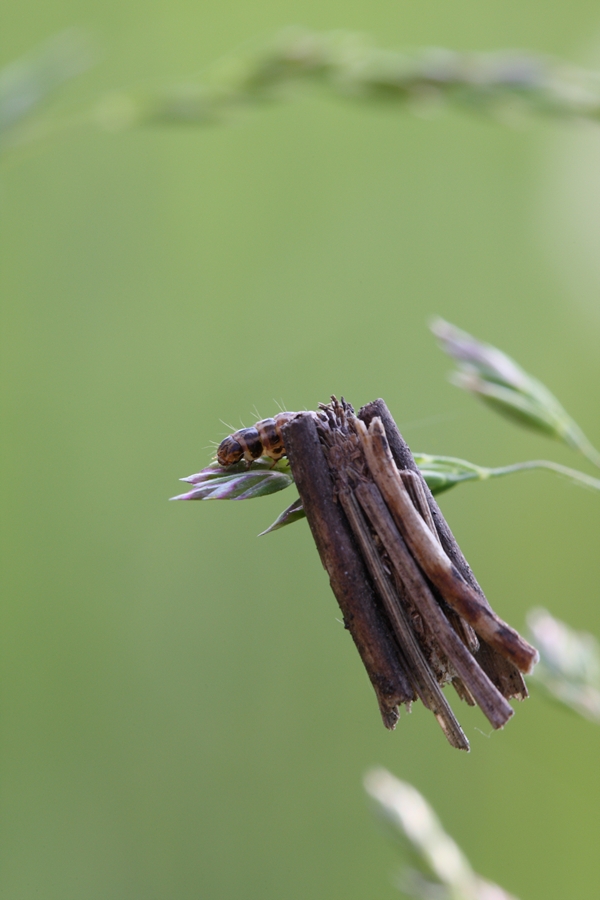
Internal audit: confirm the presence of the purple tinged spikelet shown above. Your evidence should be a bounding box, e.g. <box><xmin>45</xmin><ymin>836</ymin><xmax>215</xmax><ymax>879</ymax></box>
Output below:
<box><xmin>170</xmin><ymin>459</ymin><xmax>294</xmax><ymax>501</ymax></box>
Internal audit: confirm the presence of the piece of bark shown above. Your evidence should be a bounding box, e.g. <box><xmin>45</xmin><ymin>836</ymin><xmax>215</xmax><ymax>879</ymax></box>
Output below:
<box><xmin>282</xmin><ymin>413</ymin><xmax>414</xmax><ymax>729</ymax></box>
<box><xmin>358</xmin><ymin>399</ymin><xmax>529</xmax><ymax>700</ymax></box>
<box><xmin>357</xmin><ymin>417</ymin><xmax>539</xmax><ymax>675</ymax></box>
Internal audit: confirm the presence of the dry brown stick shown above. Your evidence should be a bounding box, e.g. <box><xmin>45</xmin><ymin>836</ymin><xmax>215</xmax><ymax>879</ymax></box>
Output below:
<box><xmin>357</xmin><ymin>417</ymin><xmax>539</xmax><ymax>674</ymax></box>
<box><xmin>337</xmin><ymin>488</ymin><xmax>469</xmax><ymax>750</ymax></box>
<box><xmin>360</xmin><ymin>416</ymin><xmax>537</xmax><ymax>674</ymax></box>
<box><xmin>452</xmin><ymin>678</ymin><xmax>476</xmax><ymax>706</ymax></box>
<box><xmin>354</xmin><ymin>480</ymin><xmax>514</xmax><ymax>730</ymax></box>
<box><xmin>358</xmin><ymin>399</ymin><xmax>530</xmax><ymax>701</ymax></box>
<box><xmin>282</xmin><ymin>412</ymin><xmax>414</xmax><ymax>729</ymax></box>
<box><xmin>401</xmin><ymin>471</ymin><xmax>440</xmax><ymax>540</ymax></box>
<box><xmin>400</xmin><ymin>470</ymin><xmax>480</xmax><ymax>655</ymax></box>
<box><xmin>474</xmin><ymin>638</ymin><xmax>528</xmax><ymax>701</ymax></box>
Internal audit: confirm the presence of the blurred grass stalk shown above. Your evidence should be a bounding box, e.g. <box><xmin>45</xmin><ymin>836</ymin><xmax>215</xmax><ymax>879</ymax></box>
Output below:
<box><xmin>0</xmin><ymin>29</ymin><xmax>93</xmax><ymax>153</ymax></box>
<box><xmin>97</xmin><ymin>27</ymin><xmax>600</xmax><ymax>131</ymax></box>
<box><xmin>365</xmin><ymin>768</ymin><xmax>519</xmax><ymax>900</ymax></box>
<box><xmin>363</xmin><ymin>628</ymin><xmax>600</xmax><ymax>900</ymax></box>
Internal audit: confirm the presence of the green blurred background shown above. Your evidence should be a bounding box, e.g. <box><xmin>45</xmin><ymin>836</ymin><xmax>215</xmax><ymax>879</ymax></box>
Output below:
<box><xmin>2</xmin><ymin>2</ymin><xmax>600</xmax><ymax>898</ymax></box>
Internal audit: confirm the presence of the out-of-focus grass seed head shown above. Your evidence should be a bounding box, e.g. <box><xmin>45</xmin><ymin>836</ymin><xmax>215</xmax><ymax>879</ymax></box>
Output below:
<box><xmin>527</xmin><ymin>609</ymin><xmax>600</xmax><ymax>723</ymax></box>
<box><xmin>364</xmin><ymin>768</ymin><xmax>518</xmax><ymax>900</ymax></box>
<box><xmin>430</xmin><ymin>318</ymin><xmax>600</xmax><ymax>466</ymax></box>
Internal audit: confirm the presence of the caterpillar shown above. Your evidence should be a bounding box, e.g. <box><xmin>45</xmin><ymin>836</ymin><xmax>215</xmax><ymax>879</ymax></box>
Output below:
<box><xmin>217</xmin><ymin>411</ymin><xmax>303</xmax><ymax>467</ymax></box>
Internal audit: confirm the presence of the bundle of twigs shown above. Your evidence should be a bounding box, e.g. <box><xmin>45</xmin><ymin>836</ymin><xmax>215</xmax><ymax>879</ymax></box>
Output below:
<box><xmin>283</xmin><ymin>397</ymin><xmax>538</xmax><ymax>751</ymax></box>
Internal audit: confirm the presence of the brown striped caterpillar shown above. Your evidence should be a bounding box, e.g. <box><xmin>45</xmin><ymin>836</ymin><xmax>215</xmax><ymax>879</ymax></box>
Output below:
<box><xmin>217</xmin><ymin>411</ymin><xmax>306</xmax><ymax>467</ymax></box>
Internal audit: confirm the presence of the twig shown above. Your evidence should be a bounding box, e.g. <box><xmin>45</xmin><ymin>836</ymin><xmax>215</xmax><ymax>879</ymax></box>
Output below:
<box><xmin>357</xmin><ymin>417</ymin><xmax>539</xmax><ymax>675</ymax></box>
<box><xmin>359</xmin><ymin>399</ymin><xmax>530</xmax><ymax>701</ymax></box>
<box><xmin>282</xmin><ymin>412</ymin><xmax>414</xmax><ymax>729</ymax></box>
<box><xmin>338</xmin><ymin>485</ymin><xmax>469</xmax><ymax>750</ymax></box>
<box><xmin>283</xmin><ymin>398</ymin><xmax>536</xmax><ymax>747</ymax></box>
<box><xmin>354</xmin><ymin>480</ymin><xmax>513</xmax><ymax>730</ymax></box>
<box><xmin>400</xmin><ymin>469</ymin><xmax>480</xmax><ymax>655</ymax></box>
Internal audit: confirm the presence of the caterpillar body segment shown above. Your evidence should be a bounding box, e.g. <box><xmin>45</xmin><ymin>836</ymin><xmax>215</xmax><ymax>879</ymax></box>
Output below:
<box><xmin>217</xmin><ymin>411</ymin><xmax>303</xmax><ymax>467</ymax></box>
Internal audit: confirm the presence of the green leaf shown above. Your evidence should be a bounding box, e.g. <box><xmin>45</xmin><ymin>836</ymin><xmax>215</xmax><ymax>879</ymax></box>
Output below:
<box><xmin>414</xmin><ymin>453</ymin><xmax>600</xmax><ymax>496</ymax></box>
<box><xmin>414</xmin><ymin>454</ymin><xmax>489</xmax><ymax>495</ymax></box>
<box><xmin>259</xmin><ymin>498</ymin><xmax>306</xmax><ymax>535</ymax></box>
